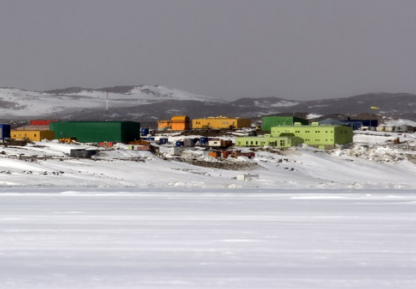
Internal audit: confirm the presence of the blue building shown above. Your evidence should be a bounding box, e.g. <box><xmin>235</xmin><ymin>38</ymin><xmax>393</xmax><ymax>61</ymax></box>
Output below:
<box><xmin>0</xmin><ymin>124</ymin><xmax>11</xmax><ymax>140</ymax></box>
<box><xmin>340</xmin><ymin>119</ymin><xmax>378</xmax><ymax>130</ymax></box>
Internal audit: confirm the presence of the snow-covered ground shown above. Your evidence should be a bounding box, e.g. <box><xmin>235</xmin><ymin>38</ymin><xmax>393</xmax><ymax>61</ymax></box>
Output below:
<box><xmin>1</xmin><ymin>188</ymin><xmax>416</xmax><ymax>288</ymax></box>
<box><xmin>1</xmin><ymin>131</ymin><xmax>416</xmax><ymax>189</ymax></box>
<box><xmin>2</xmin><ymin>131</ymin><xmax>416</xmax><ymax>288</ymax></box>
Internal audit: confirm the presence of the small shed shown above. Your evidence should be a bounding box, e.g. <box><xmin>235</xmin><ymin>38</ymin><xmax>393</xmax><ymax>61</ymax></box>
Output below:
<box><xmin>236</xmin><ymin>174</ymin><xmax>259</xmax><ymax>181</ymax></box>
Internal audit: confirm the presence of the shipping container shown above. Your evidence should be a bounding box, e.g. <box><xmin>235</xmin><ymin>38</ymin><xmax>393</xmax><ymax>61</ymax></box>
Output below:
<box><xmin>183</xmin><ymin>139</ymin><xmax>195</xmax><ymax>147</ymax></box>
<box><xmin>136</xmin><ymin>145</ymin><xmax>151</xmax><ymax>151</ymax></box>
<box><xmin>199</xmin><ymin>137</ymin><xmax>209</xmax><ymax>145</ymax></box>
<box><xmin>140</xmin><ymin>128</ymin><xmax>149</xmax><ymax>136</ymax></box>
<box><xmin>222</xmin><ymin>151</ymin><xmax>231</xmax><ymax>158</ymax></box>
<box><xmin>159</xmin><ymin>138</ymin><xmax>169</xmax><ymax>145</ymax></box>
<box><xmin>231</xmin><ymin>151</ymin><xmax>255</xmax><ymax>159</ymax></box>
<box><xmin>128</xmin><ymin>140</ymin><xmax>149</xmax><ymax>145</ymax></box>
<box><xmin>50</xmin><ymin>121</ymin><xmax>140</xmax><ymax>143</ymax></box>
<box><xmin>70</xmin><ymin>149</ymin><xmax>98</xmax><ymax>158</ymax></box>
<box><xmin>159</xmin><ymin>146</ymin><xmax>181</xmax><ymax>156</ymax></box>
<box><xmin>208</xmin><ymin>140</ymin><xmax>233</xmax><ymax>148</ymax></box>
<box><xmin>208</xmin><ymin>151</ymin><xmax>220</xmax><ymax>158</ymax></box>
<box><xmin>30</xmin><ymin>120</ymin><xmax>58</xmax><ymax>126</ymax></box>
<box><xmin>0</xmin><ymin>124</ymin><xmax>11</xmax><ymax>140</ymax></box>
<box><xmin>11</xmin><ymin>130</ymin><xmax>55</xmax><ymax>142</ymax></box>
<box><xmin>99</xmin><ymin>142</ymin><xmax>114</xmax><ymax>147</ymax></box>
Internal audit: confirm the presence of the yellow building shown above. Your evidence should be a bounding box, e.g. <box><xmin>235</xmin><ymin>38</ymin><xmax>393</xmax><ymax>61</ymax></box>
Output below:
<box><xmin>192</xmin><ymin>116</ymin><xmax>251</xmax><ymax>129</ymax></box>
<box><xmin>11</xmin><ymin>130</ymin><xmax>55</xmax><ymax>142</ymax></box>
<box><xmin>171</xmin><ymin>116</ymin><xmax>190</xmax><ymax>131</ymax></box>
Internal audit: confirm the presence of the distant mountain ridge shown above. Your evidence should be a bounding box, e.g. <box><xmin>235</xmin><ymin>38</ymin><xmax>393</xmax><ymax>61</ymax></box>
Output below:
<box><xmin>0</xmin><ymin>86</ymin><xmax>415</xmax><ymax>123</ymax></box>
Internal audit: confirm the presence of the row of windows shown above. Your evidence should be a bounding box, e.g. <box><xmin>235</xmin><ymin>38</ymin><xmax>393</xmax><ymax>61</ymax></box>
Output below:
<box><xmin>13</xmin><ymin>134</ymin><xmax>37</xmax><ymax>137</ymax></box>
<box><xmin>243</xmin><ymin>140</ymin><xmax>286</xmax><ymax>146</ymax></box>
<box><xmin>281</xmin><ymin>130</ymin><xmax>333</xmax><ymax>134</ymax></box>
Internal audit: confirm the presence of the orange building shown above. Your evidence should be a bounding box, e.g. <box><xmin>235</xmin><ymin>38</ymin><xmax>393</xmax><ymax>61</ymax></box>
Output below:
<box><xmin>157</xmin><ymin>120</ymin><xmax>171</xmax><ymax>130</ymax></box>
<box><xmin>171</xmin><ymin>116</ymin><xmax>190</xmax><ymax>131</ymax></box>
<box><xmin>157</xmin><ymin>116</ymin><xmax>190</xmax><ymax>131</ymax></box>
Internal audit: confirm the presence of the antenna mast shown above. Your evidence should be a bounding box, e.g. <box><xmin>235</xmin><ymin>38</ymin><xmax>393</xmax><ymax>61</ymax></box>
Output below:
<box><xmin>106</xmin><ymin>89</ymin><xmax>109</xmax><ymax>121</ymax></box>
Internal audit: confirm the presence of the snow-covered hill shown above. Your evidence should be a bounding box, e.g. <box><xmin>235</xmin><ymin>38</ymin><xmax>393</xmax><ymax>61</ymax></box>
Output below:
<box><xmin>0</xmin><ymin>85</ymin><xmax>221</xmax><ymax>120</ymax></box>
<box><xmin>1</xmin><ymin>86</ymin><xmax>416</xmax><ymax>122</ymax></box>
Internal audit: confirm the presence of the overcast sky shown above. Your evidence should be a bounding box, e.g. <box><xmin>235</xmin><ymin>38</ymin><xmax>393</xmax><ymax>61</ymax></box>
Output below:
<box><xmin>1</xmin><ymin>0</ymin><xmax>416</xmax><ymax>101</ymax></box>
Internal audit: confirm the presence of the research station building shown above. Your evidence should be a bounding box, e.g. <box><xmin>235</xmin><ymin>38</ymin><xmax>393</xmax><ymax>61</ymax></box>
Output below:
<box><xmin>192</xmin><ymin>116</ymin><xmax>251</xmax><ymax>130</ymax></box>
<box><xmin>50</xmin><ymin>121</ymin><xmax>141</xmax><ymax>143</ymax></box>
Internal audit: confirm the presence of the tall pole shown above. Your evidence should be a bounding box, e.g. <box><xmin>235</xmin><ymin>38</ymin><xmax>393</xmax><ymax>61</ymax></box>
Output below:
<box><xmin>106</xmin><ymin>89</ymin><xmax>109</xmax><ymax>121</ymax></box>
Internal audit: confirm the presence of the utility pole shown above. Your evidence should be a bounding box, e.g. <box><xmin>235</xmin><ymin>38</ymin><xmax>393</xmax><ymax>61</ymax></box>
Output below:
<box><xmin>106</xmin><ymin>89</ymin><xmax>109</xmax><ymax>121</ymax></box>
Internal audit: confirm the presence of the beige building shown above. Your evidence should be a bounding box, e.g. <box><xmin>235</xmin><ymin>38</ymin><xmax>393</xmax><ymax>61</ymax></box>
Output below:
<box><xmin>192</xmin><ymin>116</ymin><xmax>251</xmax><ymax>129</ymax></box>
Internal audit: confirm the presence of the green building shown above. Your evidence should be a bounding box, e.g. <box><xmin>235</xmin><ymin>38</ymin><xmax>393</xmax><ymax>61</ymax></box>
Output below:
<box><xmin>235</xmin><ymin>134</ymin><xmax>304</xmax><ymax>148</ymax></box>
<box><xmin>271</xmin><ymin>124</ymin><xmax>353</xmax><ymax>150</ymax></box>
<box><xmin>262</xmin><ymin>116</ymin><xmax>308</xmax><ymax>131</ymax></box>
<box><xmin>50</xmin><ymin>121</ymin><xmax>141</xmax><ymax>143</ymax></box>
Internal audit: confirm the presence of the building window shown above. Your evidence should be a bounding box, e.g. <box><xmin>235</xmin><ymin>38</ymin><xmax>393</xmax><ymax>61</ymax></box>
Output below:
<box><xmin>280</xmin><ymin>140</ymin><xmax>285</xmax><ymax>146</ymax></box>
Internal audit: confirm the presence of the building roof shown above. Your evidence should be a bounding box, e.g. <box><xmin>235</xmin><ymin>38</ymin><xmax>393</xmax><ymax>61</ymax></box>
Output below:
<box><xmin>171</xmin><ymin>116</ymin><xmax>190</xmax><ymax>123</ymax></box>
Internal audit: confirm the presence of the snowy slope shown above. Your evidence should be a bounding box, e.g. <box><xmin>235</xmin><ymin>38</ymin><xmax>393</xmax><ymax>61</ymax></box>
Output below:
<box><xmin>1</xmin><ymin>131</ymin><xmax>416</xmax><ymax>189</ymax></box>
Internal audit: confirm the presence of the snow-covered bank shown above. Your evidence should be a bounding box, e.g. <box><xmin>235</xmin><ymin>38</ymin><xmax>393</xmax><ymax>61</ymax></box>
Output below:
<box><xmin>1</xmin><ymin>130</ymin><xmax>416</xmax><ymax>189</ymax></box>
<box><xmin>1</xmin><ymin>188</ymin><xmax>416</xmax><ymax>288</ymax></box>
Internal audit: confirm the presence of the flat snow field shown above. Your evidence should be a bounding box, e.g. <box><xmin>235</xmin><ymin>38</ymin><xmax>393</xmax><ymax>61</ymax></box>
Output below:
<box><xmin>1</xmin><ymin>188</ymin><xmax>416</xmax><ymax>289</ymax></box>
